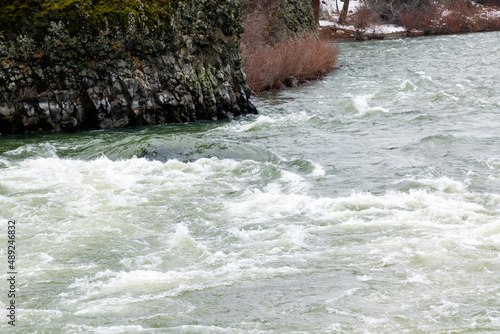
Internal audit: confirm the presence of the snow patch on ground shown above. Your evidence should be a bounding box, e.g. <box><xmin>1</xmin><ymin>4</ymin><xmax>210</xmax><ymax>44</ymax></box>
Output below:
<box><xmin>320</xmin><ymin>19</ymin><xmax>356</xmax><ymax>31</ymax></box>
<box><xmin>320</xmin><ymin>0</ymin><xmax>405</xmax><ymax>34</ymax></box>
<box><xmin>320</xmin><ymin>0</ymin><xmax>500</xmax><ymax>35</ymax></box>
<box><xmin>321</xmin><ymin>0</ymin><xmax>363</xmax><ymax>22</ymax></box>
<box><xmin>369</xmin><ymin>24</ymin><xmax>407</xmax><ymax>34</ymax></box>
<box><xmin>481</xmin><ymin>7</ymin><xmax>500</xmax><ymax>18</ymax></box>
<box><xmin>319</xmin><ymin>20</ymin><xmax>336</xmax><ymax>27</ymax></box>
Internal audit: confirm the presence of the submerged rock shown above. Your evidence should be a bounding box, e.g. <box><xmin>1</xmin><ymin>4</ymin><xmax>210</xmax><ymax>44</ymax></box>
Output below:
<box><xmin>0</xmin><ymin>0</ymin><xmax>257</xmax><ymax>134</ymax></box>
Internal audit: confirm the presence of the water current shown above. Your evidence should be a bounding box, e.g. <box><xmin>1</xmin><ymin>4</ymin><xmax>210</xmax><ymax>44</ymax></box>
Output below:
<box><xmin>1</xmin><ymin>32</ymin><xmax>500</xmax><ymax>333</ymax></box>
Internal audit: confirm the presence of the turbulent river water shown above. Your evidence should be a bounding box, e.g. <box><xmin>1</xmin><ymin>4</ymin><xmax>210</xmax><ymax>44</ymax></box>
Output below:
<box><xmin>1</xmin><ymin>32</ymin><xmax>500</xmax><ymax>333</ymax></box>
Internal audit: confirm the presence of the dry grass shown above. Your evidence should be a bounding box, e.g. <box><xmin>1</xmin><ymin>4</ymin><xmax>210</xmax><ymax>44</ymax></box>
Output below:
<box><xmin>241</xmin><ymin>35</ymin><xmax>339</xmax><ymax>92</ymax></box>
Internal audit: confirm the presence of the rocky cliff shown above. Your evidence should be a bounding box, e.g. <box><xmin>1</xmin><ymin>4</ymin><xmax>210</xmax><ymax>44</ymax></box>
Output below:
<box><xmin>0</xmin><ymin>0</ymin><xmax>256</xmax><ymax>134</ymax></box>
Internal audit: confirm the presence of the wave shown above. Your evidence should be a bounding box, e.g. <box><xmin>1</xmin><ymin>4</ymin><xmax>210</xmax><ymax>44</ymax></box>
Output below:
<box><xmin>230</xmin><ymin>111</ymin><xmax>313</xmax><ymax>132</ymax></box>
<box><xmin>350</xmin><ymin>93</ymin><xmax>389</xmax><ymax>118</ymax></box>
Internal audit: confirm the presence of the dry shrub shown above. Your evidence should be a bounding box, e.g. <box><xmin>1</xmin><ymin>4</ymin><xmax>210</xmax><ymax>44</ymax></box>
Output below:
<box><xmin>242</xmin><ymin>35</ymin><xmax>339</xmax><ymax>92</ymax></box>
<box><xmin>436</xmin><ymin>1</ymin><xmax>478</xmax><ymax>33</ymax></box>
<box><xmin>349</xmin><ymin>4</ymin><xmax>384</xmax><ymax>29</ymax></box>
<box><xmin>401</xmin><ymin>8</ymin><xmax>438</xmax><ymax>33</ymax></box>
<box><xmin>470</xmin><ymin>6</ymin><xmax>500</xmax><ymax>31</ymax></box>
<box><xmin>240</xmin><ymin>0</ymin><xmax>339</xmax><ymax>92</ymax></box>
<box><xmin>401</xmin><ymin>1</ymin><xmax>500</xmax><ymax>34</ymax></box>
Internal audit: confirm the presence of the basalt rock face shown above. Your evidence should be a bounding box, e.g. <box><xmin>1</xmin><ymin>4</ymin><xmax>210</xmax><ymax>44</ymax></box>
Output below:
<box><xmin>0</xmin><ymin>0</ymin><xmax>256</xmax><ymax>134</ymax></box>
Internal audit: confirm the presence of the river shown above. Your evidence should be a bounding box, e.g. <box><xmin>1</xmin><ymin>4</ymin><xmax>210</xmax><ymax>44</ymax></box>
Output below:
<box><xmin>1</xmin><ymin>32</ymin><xmax>500</xmax><ymax>333</ymax></box>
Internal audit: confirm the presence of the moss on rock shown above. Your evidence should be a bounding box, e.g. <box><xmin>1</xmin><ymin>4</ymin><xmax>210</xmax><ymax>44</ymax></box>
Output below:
<box><xmin>0</xmin><ymin>0</ymin><xmax>177</xmax><ymax>39</ymax></box>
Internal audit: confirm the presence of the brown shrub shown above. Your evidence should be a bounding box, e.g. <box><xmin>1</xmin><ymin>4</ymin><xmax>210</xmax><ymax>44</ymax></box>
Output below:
<box><xmin>437</xmin><ymin>10</ymin><xmax>469</xmax><ymax>33</ymax></box>
<box><xmin>241</xmin><ymin>35</ymin><xmax>339</xmax><ymax>92</ymax></box>
<box><xmin>349</xmin><ymin>4</ymin><xmax>384</xmax><ymax>29</ymax></box>
<box><xmin>401</xmin><ymin>1</ymin><xmax>500</xmax><ymax>34</ymax></box>
<box><xmin>240</xmin><ymin>0</ymin><xmax>339</xmax><ymax>92</ymax></box>
<box><xmin>400</xmin><ymin>9</ymin><xmax>437</xmax><ymax>33</ymax></box>
<box><xmin>471</xmin><ymin>6</ymin><xmax>500</xmax><ymax>31</ymax></box>
<box><xmin>438</xmin><ymin>1</ymin><xmax>479</xmax><ymax>33</ymax></box>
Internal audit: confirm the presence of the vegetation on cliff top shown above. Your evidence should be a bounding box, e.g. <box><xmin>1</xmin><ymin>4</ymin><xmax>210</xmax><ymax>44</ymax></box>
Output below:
<box><xmin>0</xmin><ymin>0</ymin><xmax>177</xmax><ymax>39</ymax></box>
<box><xmin>0</xmin><ymin>1</ymin><xmax>184</xmax><ymax>63</ymax></box>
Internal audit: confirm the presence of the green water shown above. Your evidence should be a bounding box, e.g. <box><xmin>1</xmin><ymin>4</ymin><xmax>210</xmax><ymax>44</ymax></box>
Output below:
<box><xmin>1</xmin><ymin>32</ymin><xmax>500</xmax><ymax>333</ymax></box>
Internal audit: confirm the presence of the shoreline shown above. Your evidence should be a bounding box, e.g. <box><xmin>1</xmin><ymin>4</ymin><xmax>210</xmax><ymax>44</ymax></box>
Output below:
<box><xmin>319</xmin><ymin>24</ymin><xmax>500</xmax><ymax>42</ymax></box>
<box><xmin>319</xmin><ymin>25</ymin><xmax>408</xmax><ymax>41</ymax></box>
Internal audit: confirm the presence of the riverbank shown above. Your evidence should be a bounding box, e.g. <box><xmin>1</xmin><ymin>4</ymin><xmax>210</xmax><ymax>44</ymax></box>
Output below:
<box><xmin>319</xmin><ymin>25</ymin><xmax>407</xmax><ymax>41</ymax></box>
<box><xmin>319</xmin><ymin>0</ymin><xmax>500</xmax><ymax>41</ymax></box>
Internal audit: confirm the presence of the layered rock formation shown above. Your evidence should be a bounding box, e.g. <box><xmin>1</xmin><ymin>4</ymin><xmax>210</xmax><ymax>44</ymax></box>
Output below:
<box><xmin>0</xmin><ymin>0</ymin><xmax>256</xmax><ymax>134</ymax></box>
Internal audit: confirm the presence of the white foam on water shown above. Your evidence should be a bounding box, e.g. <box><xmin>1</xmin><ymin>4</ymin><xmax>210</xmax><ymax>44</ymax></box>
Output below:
<box><xmin>309</xmin><ymin>160</ymin><xmax>326</xmax><ymax>176</ymax></box>
<box><xmin>64</xmin><ymin>262</ymin><xmax>302</xmax><ymax>316</ymax></box>
<box><xmin>356</xmin><ymin>274</ymin><xmax>373</xmax><ymax>282</ymax></box>
<box><xmin>432</xmin><ymin>90</ymin><xmax>460</xmax><ymax>102</ymax></box>
<box><xmin>231</xmin><ymin>111</ymin><xmax>313</xmax><ymax>132</ymax></box>
<box><xmin>1</xmin><ymin>155</ymin><xmax>288</xmax><ymax>224</ymax></box>
<box><xmin>405</xmin><ymin>273</ymin><xmax>431</xmax><ymax>284</ymax></box>
<box><xmin>171</xmin><ymin>325</ymin><xmax>269</xmax><ymax>334</ymax></box>
<box><xmin>370</xmin><ymin>24</ymin><xmax>406</xmax><ymax>34</ymax></box>
<box><xmin>398</xmin><ymin>176</ymin><xmax>468</xmax><ymax>193</ymax></box>
<box><xmin>351</xmin><ymin>93</ymin><xmax>389</xmax><ymax>117</ymax></box>
<box><xmin>229</xmin><ymin>176</ymin><xmax>487</xmax><ymax>229</ymax></box>
<box><xmin>119</xmin><ymin>252</ymin><xmax>164</xmax><ymax>270</ymax></box>
<box><xmin>263</xmin><ymin>169</ymin><xmax>310</xmax><ymax>194</ymax></box>
<box><xmin>17</xmin><ymin>308</ymin><xmax>64</xmax><ymax>324</ymax></box>
<box><xmin>63</xmin><ymin>324</ymin><xmax>147</xmax><ymax>333</ymax></box>
<box><xmin>1</xmin><ymin>154</ymin><xmax>312</xmax><ymax>315</ymax></box>
<box><xmin>4</xmin><ymin>151</ymin><xmax>500</xmax><ymax>331</ymax></box>
<box><xmin>4</xmin><ymin>142</ymin><xmax>58</xmax><ymax>158</ymax></box>
<box><xmin>0</xmin><ymin>156</ymin><xmax>11</xmax><ymax>168</ymax></box>
<box><xmin>490</xmin><ymin>314</ymin><xmax>500</xmax><ymax>326</ymax></box>
<box><xmin>416</xmin><ymin>71</ymin><xmax>434</xmax><ymax>82</ymax></box>
<box><xmin>170</xmin><ymin>223</ymin><xmax>207</xmax><ymax>253</ymax></box>
<box><xmin>227</xmin><ymin>176</ymin><xmax>500</xmax><ymax>298</ymax></box>
<box><xmin>234</xmin><ymin>115</ymin><xmax>275</xmax><ymax>132</ymax></box>
<box><xmin>400</xmin><ymin>79</ymin><xmax>418</xmax><ymax>92</ymax></box>
<box><xmin>484</xmin><ymin>157</ymin><xmax>500</xmax><ymax>170</ymax></box>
